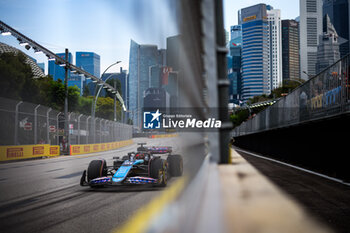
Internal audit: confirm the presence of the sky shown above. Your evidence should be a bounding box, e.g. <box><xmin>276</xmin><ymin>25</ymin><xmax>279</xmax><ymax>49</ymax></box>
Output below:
<box><xmin>0</xmin><ymin>0</ymin><xmax>299</xmax><ymax>75</ymax></box>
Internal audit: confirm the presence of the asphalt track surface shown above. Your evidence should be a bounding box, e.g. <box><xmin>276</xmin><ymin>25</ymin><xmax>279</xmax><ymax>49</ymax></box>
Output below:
<box><xmin>0</xmin><ymin>137</ymin><xmax>204</xmax><ymax>233</ymax></box>
<box><xmin>236</xmin><ymin>148</ymin><xmax>350</xmax><ymax>233</ymax></box>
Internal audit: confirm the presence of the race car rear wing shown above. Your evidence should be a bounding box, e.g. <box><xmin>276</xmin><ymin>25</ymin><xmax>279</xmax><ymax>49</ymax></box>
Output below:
<box><xmin>147</xmin><ymin>147</ymin><xmax>172</xmax><ymax>154</ymax></box>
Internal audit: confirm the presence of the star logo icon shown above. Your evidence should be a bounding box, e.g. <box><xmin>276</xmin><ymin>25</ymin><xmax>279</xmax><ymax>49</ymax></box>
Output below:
<box><xmin>150</xmin><ymin>109</ymin><xmax>162</xmax><ymax>122</ymax></box>
<box><xmin>143</xmin><ymin>109</ymin><xmax>162</xmax><ymax>129</ymax></box>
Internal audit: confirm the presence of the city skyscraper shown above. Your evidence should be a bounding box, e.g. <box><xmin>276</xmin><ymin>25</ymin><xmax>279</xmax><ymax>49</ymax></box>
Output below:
<box><xmin>316</xmin><ymin>14</ymin><xmax>340</xmax><ymax>73</ymax></box>
<box><xmin>230</xmin><ymin>25</ymin><xmax>242</xmax><ymax>46</ymax></box>
<box><xmin>282</xmin><ymin>20</ymin><xmax>300</xmax><ymax>81</ymax></box>
<box><xmin>299</xmin><ymin>0</ymin><xmax>323</xmax><ymax>79</ymax></box>
<box><xmin>165</xmin><ymin>35</ymin><xmax>181</xmax><ymax>108</ymax></box>
<box><xmin>76</xmin><ymin>52</ymin><xmax>100</xmax><ymax>95</ymax></box>
<box><xmin>228</xmin><ymin>25</ymin><xmax>242</xmax><ymax>103</ymax></box>
<box><xmin>76</xmin><ymin>52</ymin><xmax>100</xmax><ymax>77</ymax></box>
<box><xmin>322</xmin><ymin>0</ymin><xmax>349</xmax><ymax>58</ymax></box>
<box><xmin>241</xmin><ymin>4</ymin><xmax>270</xmax><ymax>101</ymax></box>
<box><xmin>128</xmin><ymin>40</ymin><xmax>161</xmax><ymax>128</ymax></box>
<box><xmin>102</xmin><ymin>67</ymin><xmax>128</xmax><ymax>103</ymax></box>
<box><xmin>48</xmin><ymin>52</ymin><xmax>72</xmax><ymax>81</ymax></box>
<box><xmin>267</xmin><ymin>7</ymin><xmax>283</xmax><ymax>90</ymax></box>
<box><xmin>68</xmin><ymin>74</ymin><xmax>85</xmax><ymax>96</ymax></box>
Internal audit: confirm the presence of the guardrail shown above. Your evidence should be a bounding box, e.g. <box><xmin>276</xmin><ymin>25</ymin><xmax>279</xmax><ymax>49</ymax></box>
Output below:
<box><xmin>232</xmin><ymin>54</ymin><xmax>350</xmax><ymax>137</ymax></box>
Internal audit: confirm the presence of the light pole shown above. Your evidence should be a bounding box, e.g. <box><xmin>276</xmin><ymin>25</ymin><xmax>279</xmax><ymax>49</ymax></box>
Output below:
<box><xmin>91</xmin><ymin>61</ymin><xmax>121</xmax><ymax>143</ymax></box>
<box><xmin>303</xmin><ymin>71</ymin><xmax>313</xmax><ymax>79</ymax></box>
<box><xmin>64</xmin><ymin>48</ymin><xmax>69</xmax><ymax>154</ymax></box>
<box><xmin>93</xmin><ymin>73</ymin><xmax>121</xmax><ymax>122</ymax></box>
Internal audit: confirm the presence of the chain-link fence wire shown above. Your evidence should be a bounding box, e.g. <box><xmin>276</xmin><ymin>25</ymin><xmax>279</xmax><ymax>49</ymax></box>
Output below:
<box><xmin>0</xmin><ymin>97</ymin><xmax>17</xmax><ymax>145</ymax></box>
<box><xmin>232</xmin><ymin>54</ymin><xmax>350</xmax><ymax>137</ymax></box>
<box><xmin>0</xmin><ymin>97</ymin><xmax>133</xmax><ymax>146</ymax></box>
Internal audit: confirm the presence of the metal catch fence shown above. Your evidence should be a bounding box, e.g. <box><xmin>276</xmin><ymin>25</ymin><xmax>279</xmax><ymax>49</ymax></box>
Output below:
<box><xmin>232</xmin><ymin>54</ymin><xmax>350</xmax><ymax>137</ymax></box>
<box><xmin>0</xmin><ymin>97</ymin><xmax>132</xmax><ymax>146</ymax></box>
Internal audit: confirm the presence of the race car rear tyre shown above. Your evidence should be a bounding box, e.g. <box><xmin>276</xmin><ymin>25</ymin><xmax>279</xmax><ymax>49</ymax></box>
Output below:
<box><xmin>87</xmin><ymin>159</ymin><xmax>107</xmax><ymax>182</ymax></box>
<box><xmin>167</xmin><ymin>154</ymin><xmax>183</xmax><ymax>177</ymax></box>
<box><xmin>150</xmin><ymin>158</ymin><xmax>167</xmax><ymax>187</ymax></box>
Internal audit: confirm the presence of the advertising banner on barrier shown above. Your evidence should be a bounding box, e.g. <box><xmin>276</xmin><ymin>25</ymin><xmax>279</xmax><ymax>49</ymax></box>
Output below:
<box><xmin>69</xmin><ymin>139</ymin><xmax>133</xmax><ymax>156</ymax></box>
<box><xmin>0</xmin><ymin>144</ymin><xmax>60</xmax><ymax>161</ymax></box>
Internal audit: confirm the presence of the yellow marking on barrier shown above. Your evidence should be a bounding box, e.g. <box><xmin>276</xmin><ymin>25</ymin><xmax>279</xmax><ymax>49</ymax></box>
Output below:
<box><xmin>150</xmin><ymin>134</ymin><xmax>178</xmax><ymax>139</ymax></box>
<box><xmin>70</xmin><ymin>139</ymin><xmax>134</xmax><ymax>156</ymax></box>
<box><xmin>0</xmin><ymin>144</ymin><xmax>60</xmax><ymax>161</ymax></box>
<box><xmin>112</xmin><ymin>176</ymin><xmax>188</xmax><ymax>233</ymax></box>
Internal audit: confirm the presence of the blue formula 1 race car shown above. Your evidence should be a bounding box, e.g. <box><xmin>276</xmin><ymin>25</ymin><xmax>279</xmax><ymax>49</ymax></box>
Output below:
<box><xmin>80</xmin><ymin>143</ymin><xmax>183</xmax><ymax>188</ymax></box>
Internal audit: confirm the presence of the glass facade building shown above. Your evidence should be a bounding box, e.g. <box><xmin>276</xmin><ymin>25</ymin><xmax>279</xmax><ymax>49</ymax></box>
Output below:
<box><xmin>68</xmin><ymin>74</ymin><xmax>85</xmax><ymax>96</ymax></box>
<box><xmin>128</xmin><ymin>40</ymin><xmax>160</xmax><ymax>129</ymax></box>
<box><xmin>76</xmin><ymin>52</ymin><xmax>100</xmax><ymax>95</ymax></box>
<box><xmin>48</xmin><ymin>52</ymin><xmax>72</xmax><ymax>81</ymax></box>
<box><xmin>241</xmin><ymin>4</ymin><xmax>270</xmax><ymax>101</ymax></box>
<box><xmin>102</xmin><ymin>68</ymin><xmax>128</xmax><ymax>103</ymax></box>
<box><xmin>228</xmin><ymin>25</ymin><xmax>242</xmax><ymax>104</ymax></box>
<box><xmin>322</xmin><ymin>0</ymin><xmax>349</xmax><ymax>58</ymax></box>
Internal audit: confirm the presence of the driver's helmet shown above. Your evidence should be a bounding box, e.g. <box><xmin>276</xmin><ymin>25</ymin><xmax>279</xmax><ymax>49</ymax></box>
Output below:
<box><xmin>135</xmin><ymin>153</ymin><xmax>145</xmax><ymax>159</ymax></box>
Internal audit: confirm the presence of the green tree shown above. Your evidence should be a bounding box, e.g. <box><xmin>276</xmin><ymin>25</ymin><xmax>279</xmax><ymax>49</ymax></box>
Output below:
<box><xmin>68</xmin><ymin>85</ymin><xmax>81</xmax><ymax>112</ymax></box>
<box><xmin>230</xmin><ymin>109</ymin><xmax>250</xmax><ymax>128</ymax></box>
<box><xmin>82</xmin><ymin>84</ymin><xmax>90</xmax><ymax>97</ymax></box>
<box><xmin>0</xmin><ymin>52</ymin><xmax>32</xmax><ymax>100</ymax></box>
<box><xmin>77</xmin><ymin>96</ymin><xmax>93</xmax><ymax>115</ymax></box>
<box><xmin>95</xmin><ymin>97</ymin><xmax>122</xmax><ymax>120</ymax></box>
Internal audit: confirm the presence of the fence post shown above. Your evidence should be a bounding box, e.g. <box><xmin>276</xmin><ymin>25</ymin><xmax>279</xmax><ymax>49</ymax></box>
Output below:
<box><xmin>14</xmin><ymin>101</ymin><xmax>23</xmax><ymax>145</ymax></box>
<box><xmin>56</xmin><ymin>112</ymin><xmax>62</xmax><ymax>146</ymax></box>
<box><xmin>78</xmin><ymin>114</ymin><xmax>83</xmax><ymax>144</ymax></box>
<box><xmin>87</xmin><ymin>116</ymin><xmax>91</xmax><ymax>144</ymax></box>
<box><xmin>46</xmin><ymin>108</ymin><xmax>52</xmax><ymax>145</ymax></box>
<box><xmin>100</xmin><ymin>119</ymin><xmax>103</xmax><ymax>143</ymax></box>
<box><xmin>34</xmin><ymin>104</ymin><xmax>41</xmax><ymax>144</ymax></box>
<box><xmin>68</xmin><ymin>113</ymin><xmax>72</xmax><ymax>149</ymax></box>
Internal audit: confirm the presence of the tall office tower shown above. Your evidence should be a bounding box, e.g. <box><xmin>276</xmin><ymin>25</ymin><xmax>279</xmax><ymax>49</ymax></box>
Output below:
<box><xmin>267</xmin><ymin>8</ymin><xmax>283</xmax><ymax>90</ymax></box>
<box><xmin>128</xmin><ymin>40</ymin><xmax>160</xmax><ymax>128</ymax></box>
<box><xmin>230</xmin><ymin>25</ymin><xmax>242</xmax><ymax>45</ymax></box>
<box><xmin>322</xmin><ymin>0</ymin><xmax>349</xmax><ymax>58</ymax></box>
<box><xmin>68</xmin><ymin>74</ymin><xmax>85</xmax><ymax>96</ymax></box>
<box><xmin>76</xmin><ymin>52</ymin><xmax>100</xmax><ymax>77</ymax></box>
<box><xmin>282</xmin><ymin>20</ymin><xmax>300</xmax><ymax>81</ymax></box>
<box><xmin>241</xmin><ymin>4</ymin><xmax>270</xmax><ymax>101</ymax></box>
<box><xmin>48</xmin><ymin>52</ymin><xmax>72</xmax><ymax>81</ymax></box>
<box><xmin>101</xmin><ymin>67</ymin><xmax>128</xmax><ymax>102</ymax></box>
<box><xmin>166</xmin><ymin>35</ymin><xmax>181</xmax><ymax>108</ymax></box>
<box><xmin>316</xmin><ymin>14</ymin><xmax>340</xmax><ymax>73</ymax></box>
<box><xmin>166</xmin><ymin>35</ymin><xmax>180</xmax><ymax>71</ymax></box>
<box><xmin>76</xmin><ymin>52</ymin><xmax>101</xmax><ymax>95</ymax></box>
<box><xmin>300</xmin><ymin>0</ymin><xmax>323</xmax><ymax>79</ymax></box>
<box><xmin>238</xmin><ymin>10</ymin><xmax>242</xmax><ymax>25</ymax></box>
<box><xmin>228</xmin><ymin>25</ymin><xmax>242</xmax><ymax>103</ymax></box>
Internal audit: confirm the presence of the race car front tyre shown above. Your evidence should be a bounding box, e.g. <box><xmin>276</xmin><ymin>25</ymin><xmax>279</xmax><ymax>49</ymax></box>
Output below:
<box><xmin>150</xmin><ymin>158</ymin><xmax>167</xmax><ymax>187</ymax></box>
<box><xmin>167</xmin><ymin>154</ymin><xmax>183</xmax><ymax>177</ymax></box>
<box><xmin>87</xmin><ymin>159</ymin><xmax>107</xmax><ymax>182</ymax></box>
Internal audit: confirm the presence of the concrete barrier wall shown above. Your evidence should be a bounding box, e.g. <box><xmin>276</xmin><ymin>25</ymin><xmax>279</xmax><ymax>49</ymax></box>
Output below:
<box><xmin>0</xmin><ymin>144</ymin><xmax>60</xmax><ymax>161</ymax></box>
<box><xmin>69</xmin><ymin>139</ymin><xmax>133</xmax><ymax>155</ymax></box>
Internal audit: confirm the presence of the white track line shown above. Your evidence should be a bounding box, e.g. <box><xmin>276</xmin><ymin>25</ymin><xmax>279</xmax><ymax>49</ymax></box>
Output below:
<box><xmin>235</xmin><ymin>148</ymin><xmax>350</xmax><ymax>187</ymax></box>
